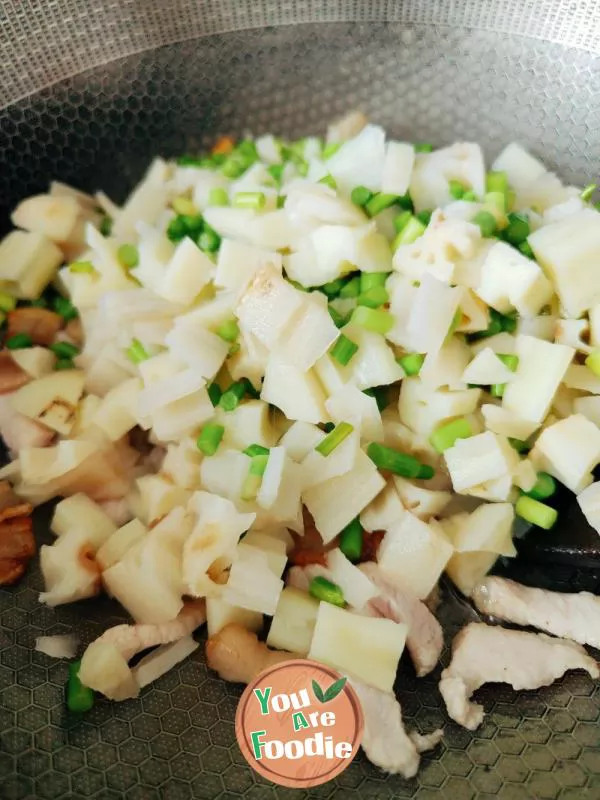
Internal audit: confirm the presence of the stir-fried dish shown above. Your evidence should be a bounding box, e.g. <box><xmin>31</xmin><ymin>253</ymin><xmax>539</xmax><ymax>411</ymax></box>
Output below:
<box><xmin>1</xmin><ymin>111</ymin><xmax>599</xmax><ymax>776</ymax></box>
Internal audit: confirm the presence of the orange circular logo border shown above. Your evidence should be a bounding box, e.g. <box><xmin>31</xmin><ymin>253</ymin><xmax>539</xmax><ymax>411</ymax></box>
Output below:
<box><xmin>235</xmin><ymin>659</ymin><xmax>364</xmax><ymax>788</ymax></box>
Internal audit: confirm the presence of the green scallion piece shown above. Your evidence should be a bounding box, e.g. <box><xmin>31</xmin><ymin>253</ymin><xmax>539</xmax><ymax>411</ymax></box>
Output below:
<box><xmin>523</xmin><ymin>472</ymin><xmax>557</xmax><ymax>501</ymax></box>
<box><xmin>497</xmin><ymin>353</ymin><xmax>519</xmax><ymax>372</ymax></box>
<box><xmin>172</xmin><ymin>196</ymin><xmax>197</xmax><ymax>216</ymax></box>
<box><xmin>321</xmin><ymin>422</ymin><xmax>335</xmax><ymax>434</ymax></box>
<box><xmin>585</xmin><ymin>350</ymin><xmax>600</xmax><ymax>378</ymax></box>
<box><xmin>117</xmin><ymin>244</ymin><xmax>139</xmax><ymax>269</ymax></box>
<box><xmin>215</xmin><ymin>318</ymin><xmax>239</xmax><ymax>343</ymax></box>
<box><xmin>197</xmin><ymin>226</ymin><xmax>221</xmax><ymax>253</ymax></box>
<box><xmin>321</xmin><ymin>278</ymin><xmax>346</xmax><ymax>298</ymax></box>
<box><xmin>49</xmin><ymin>341</ymin><xmax>79</xmax><ymax>359</ymax></box>
<box><xmin>309</xmin><ymin>576</ymin><xmax>345</xmax><ymax>607</ymax></box>
<box><xmin>330</xmin><ymin>334</ymin><xmax>359</xmax><ymax>366</ymax></box>
<box><xmin>0</xmin><ymin>292</ymin><xmax>16</xmax><ymax>312</ymax></box>
<box><xmin>503</xmin><ymin>212</ymin><xmax>530</xmax><ymax>246</ymax></box>
<box><xmin>581</xmin><ymin>183</ymin><xmax>597</xmax><ymax>202</ymax></box>
<box><xmin>196</xmin><ymin>424</ymin><xmax>225</xmax><ymax>457</ymax></box>
<box><xmin>351</xmin><ymin>306</ymin><xmax>394</xmax><ymax>335</ymax></box>
<box><xmin>449</xmin><ymin>179</ymin><xmax>468</xmax><ymax>199</ymax></box>
<box><xmin>339</xmin><ymin>275</ymin><xmax>361</xmax><ymax>299</ymax></box>
<box><xmin>393</xmin><ymin>210</ymin><xmax>413</xmax><ymax>234</ymax></box>
<box><xmin>125</xmin><ymin>338</ymin><xmax>149</xmax><ymax>364</ymax></box>
<box><xmin>322</xmin><ymin>142</ymin><xmax>342</xmax><ymax>160</ymax></box>
<box><xmin>500</xmin><ymin>311</ymin><xmax>517</xmax><ymax>334</ymax></box>
<box><xmin>55</xmin><ymin>358</ymin><xmax>75</xmax><ymax>370</ymax></box>
<box><xmin>219</xmin><ymin>381</ymin><xmax>247</xmax><ymax>412</ymax></box>
<box><xmin>392</xmin><ymin>216</ymin><xmax>426</xmax><ymax>249</ymax></box>
<box><xmin>339</xmin><ymin>518</ymin><xmax>363</xmax><ymax>563</ymax></box>
<box><xmin>233</xmin><ymin>191</ymin><xmax>266</xmax><ymax>210</ymax></box>
<box><xmin>6</xmin><ymin>333</ymin><xmax>33</xmax><ymax>350</ymax></box>
<box><xmin>207</xmin><ymin>382</ymin><xmax>222</xmax><ymax>407</ymax></box>
<box><xmin>416</xmin><ymin>209</ymin><xmax>433</xmax><ymax>226</ymax></box>
<box><xmin>267</xmin><ymin>164</ymin><xmax>284</xmax><ymax>186</ymax></box>
<box><xmin>359</xmin><ymin>272</ymin><xmax>388</xmax><ymax>292</ymax></box>
<box><xmin>350</xmin><ymin>186</ymin><xmax>373</xmax><ymax>207</ymax></box>
<box><xmin>414</xmin><ymin>143</ymin><xmax>433</xmax><ymax>153</ymax></box>
<box><xmin>243</xmin><ymin>444</ymin><xmax>270</xmax><ymax>458</ymax></box>
<box><xmin>241</xmin><ymin>454</ymin><xmax>270</xmax><ymax>501</ymax></box>
<box><xmin>166</xmin><ymin>216</ymin><xmax>188</xmax><ymax>242</ymax></box>
<box><xmin>429</xmin><ymin>418</ymin><xmax>473</xmax><ymax>453</ymax></box>
<box><xmin>53</xmin><ymin>296</ymin><xmax>78</xmax><ymax>321</ymax></box>
<box><xmin>515</xmin><ymin>495</ymin><xmax>557</xmax><ymax>530</ymax></box>
<box><xmin>315</xmin><ymin>422</ymin><xmax>354</xmax><ymax>457</ymax></box>
<box><xmin>490</xmin><ymin>383</ymin><xmax>506</xmax><ymax>398</ymax></box>
<box><xmin>519</xmin><ymin>241</ymin><xmax>535</xmax><ymax>259</ymax></box>
<box><xmin>486</xmin><ymin>171</ymin><xmax>509</xmax><ymax>195</ymax></box>
<box><xmin>66</xmin><ymin>660</ymin><xmax>94</xmax><ymax>713</ymax></box>
<box><xmin>472</xmin><ymin>210</ymin><xmax>498</xmax><ymax>238</ymax></box>
<box><xmin>365</xmin><ymin>192</ymin><xmax>398</xmax><ymax>217</ymax></box>
<box><xmin>319</xmin><ymin>174</ymin><xmax>337</xmax><ymax>190</ymax></box>
<box><xmin>357</xmin><ymin>286</ymin><xmax>389</xmax><ymax>309</ymax></box>
<box><xmin>327</xmin><ymin>305</ymin><xmax>350</xmax><ymax>329</ymax></box>
<box><xmin>208</xmin><ymin>187</ymin><xmax>229</xmax><ymax>207</ymax></box>
<box><xmin>397</xmin><ymin>352</ymin><xmax>425</xmax><ymax>376</ymax></box>
<box><xmin>69</xmin><ymin>260</ymin><xmax>96</xmax><ymax>274</ymax></box>
<box><xmin>99</xmin><ymin>216</ymin><xmax>112</xmax><ymax>236</ymax></box>
<box><xmin>221</xmin><ymin>158</ymin><xmax>247</xmax><ymax>179</ymax></box>
<box><xmin>462</xmin><ymin>190</ymin><xmax>478</xmax><ymax>202</ymax></box>
<box><xmin>366</xmin><ymin>442</ymin><xmax>434</xmax><ymax>479</ymax></box>
<box><xmin>508</xmin><ymin>437</ymin><xmax>530</xmax><ymax>454</ymax></box>
<box><xmin>363</xmin><ymin>386</ymin><xmax>390</xmax><ymax>412</ymax></box>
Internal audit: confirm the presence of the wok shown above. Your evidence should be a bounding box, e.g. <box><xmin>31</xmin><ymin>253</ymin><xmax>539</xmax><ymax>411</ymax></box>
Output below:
<box><xmin>1</xmin><ymin>2</ymin><xmax>600</xmax><ymax>798</ymax></box>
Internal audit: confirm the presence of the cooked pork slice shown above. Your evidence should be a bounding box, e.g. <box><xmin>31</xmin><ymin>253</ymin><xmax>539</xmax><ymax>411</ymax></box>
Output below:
<box><xmin>472</xmin><ymin>576</ymin><xmax>600</xmax><ymax>650</ymax></box>
<box><xmin>0</xmin><ymin>394</ymin><xmax>54</xmax><ymax>451</ymax></box>
<box><xmin>206</xmin><ymin>624</ymin><xmax>294</xmax><ymax>684</ymax></box>
<box><xmin>360</xmin><ymin>562</ymin><xmax>444</xmax><ymax>677</ymax></box>
<box><xmin>440</xmin><ymin>622</ymin><xmax>599</xmax><ymax>730</ymax></box>
<box><xmin>348</xmin><ymin>678</ymin><xmax>442</xmax><ymax>778</ymax></box>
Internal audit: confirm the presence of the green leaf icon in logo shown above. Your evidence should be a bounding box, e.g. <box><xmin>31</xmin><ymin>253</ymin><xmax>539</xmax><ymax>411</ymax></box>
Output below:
<box><xmin>312</xmin><ymin>679</ymin><xmax>326</xmax><ymax>703</ymax></box>
<box><xmin>312</xmin><ymin>676</ymin><xmax>347</xmax><ymax>703</ymax></box>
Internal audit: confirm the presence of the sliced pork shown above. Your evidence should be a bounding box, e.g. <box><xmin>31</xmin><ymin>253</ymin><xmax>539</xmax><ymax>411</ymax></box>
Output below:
<box><xmin>206</xmin><ymin>623</ymin><xmax>294</xmax><ymax>684</ymax></box>
<box><xmin>472</xmin><ymin>576</ymin><xmax>600</xmax><ymax>650</ymax></box>
<box><xmin>440</xmin><ymin>622</ymin><xmax>599</xmax><ymax>730</ymax></box>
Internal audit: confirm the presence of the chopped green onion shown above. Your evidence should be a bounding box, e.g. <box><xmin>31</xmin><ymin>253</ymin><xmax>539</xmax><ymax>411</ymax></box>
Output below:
<box><xmin>267</xmin><ymin>164</ymin><xmax>284</xmax><ymax>185</ymax></box>
<box><xmin>319</xmin><ymin>174</ymin><xmax>337</xmax><ymax>190</ymax></box>
<box><xmin>515</xmin><ymin>495</ymin><xmax>557</xmax><ymax>530</ymax></box>
<box><xmin>49</xmin><ymin>341</ymin><xmax>79</xmax><ymax>359</ymax></box>
<box><xmin>508</xmin><ymin>437</ymin><xmax>530</xmax><ymax>454</ymax></box>
<box><xmin>55</xmin><ymin>358</ymin><xmax>75</xmax><ymax>371</ymax></box>
<box><xmin>519</xmin><ymin>241</ymin><xmax>535</xmax><ymax>259</ymax></box>
<box><xmin>339</xmin><ymin>518</ymin><xmax>363</xmax><ymax>563</ymax></box>
<box><xmin>363</xmin><ymin>386</ymin><xmax>390</xmax><ymax>412</ymax></box>
<box><xmin>66</xmin><ymin>660</ymin><xmax>94</xmax><ymax>713</ymax></box>
<box><xmin>197</xmin><ymin>226</ymin><xmax>221</xmax><ymax>253</ymax></box>
<box><xmin>241</xmin><ymin>454</ymin><xmax>270</xmax><ymax>501</ymax></box>
<box><xmin>53</xmin><ymin>296</ymin><xmax>78</xmax><ymax>321</ymax></box>
<box><xmin>396</xmin><ymin>193</ymin><xmax>414</xmax><ymax>212</ymax></box>
<box><xmin>330</xmin><ymin>334</ymin><xmax>359</xmax><ymax>366</ymax></box>
<box><xmin>228</xmin><ymin>342</ymin><xmax>240</xmax><ymax>356</ymax></box>
<box><xmin>449</xmin><ymin>179</ymin><xmax>468</xmax><ymax>199</ymax></box>
<box><xmin>365</xmin><ymin>192</ymin><xmax>398</xmax><ymax>217</ymax></box>
<box><xmin>208</xmin><ymin>187</ymin><xmax>229</xmax><ymax>207</ymax></box>
<box><xmin>233</xmin><ymin>191</ymin><xmax>266</xmax><ymax>210</ymax></box>
<box><xmin>462</xmin><ymin>190</ymin><xmax>478</xmax><ymax>202</ymax></box>
<box><xmin>6</xmin><ymin>333</ymin><xmax>33</xmax><ymax>350</ymax></box>
<box><xmin>69</xmin><ymin>260</ymin><xmax>96</xmax><ymax>274</ymax></box>
<box><xmin>339</xmin><ymin>275</ymin><xmax>361</xmax><ymax>299</ymax></box>
<box><xmin>125</xmin><ymin>338</ymin><xmax>149</xmax><ymax>364</ymax></box>
<box><xmin>219</xmin><ymin>381</ymin><xmax>247</xmax><ymax>412</ymax></box>
<box><xmin>472</xmin><ymin>210</ymin><xmax>498</xmax><ymax>238</ymax></box>
<box><xmin>429</xmin><ymin>418</ymin><xmax>473</xmax><ymax>453</ymax></box>
<box><xmin>490</xmin><ymin>383</ymin><xmax>506</xmax><ymax>398</ymax></box>
<box><xmin>117</xmin><ymin>244</ymin><xmax>139</xmax><ymax>269</ymax></box>
<box><xmin>359</xmin><ymin>272</ymin><xmax>388</xmax><ymax>292</ymax></box>
<box><xmin>416</xmin><ymin>209</ymin><xmax>433</xmax><ymax>226</ymax></box>
<box><xmin>414</xmin><ymin>143</ymin><xmax>433</xmax><ymax>153</ymax></box>
<box><xmin>366</xmin><ymin>442</ymin><xmax>434</xmax><ymax>479</ymax></box>
<box><xmin>243</xmin><ymin>444</ymin><xmax>270</xmax><ymax>458</ymax></box>
<box><xmin>315</xmin><ymin>422</ymin><xmax>354</xmax><ymax>457</ymax></box>
<box><xmin>393</xmin><ymin>210</ymin><xmax>413</xmax><ymax>234</ymax></box>
<box><xmin>177</xmin><ymin>155</ymin><xmax>211</xmax><ymax>168</ymax></box>
<box><xmin>0</xmin><ymin>293</ymin><xmax>16</xmax><ymax>313</ymax></box>
<box><xmin>321</xmin><ymin>422</ymin><xmax>335</xmax><ymax>434</ymax></box>
<box><xmin>486</xmin><ymin>171</ymin><xmax>509</xmax><ymax>195</ymax></box>
<box><xmin>351</xmin><ymin>306</ymin><xmax>394</xmax><ymax>335</ymax></box>
<box><xmin>581</xmin><ymin>183</ymin><xmax>597</xmax><ymax>202</ymax></box>
<box><xmin>222</xmin><ymin>158</ymin><xmax>247</xmax><ymax>179</ymax></box>
<box><xmin>392</xmin><ymin>216</ymin><xmax>426</xmax><ymax>249</ymax></box>
<box><xmin>357</xmin><ymin>286</ymin><xmax>389</xmax><ymax>309</ymax></box>
<box><xmin>485</xmin><ymin>190</ymin><xmax>508</xmax><ymax>220</ymax></box>
<box><xmin>99</xmin><ymin>216</ymin><xmax>112</xmax><ymax>236</ymax></box>
<box><xmin>497</xmin><ymin>353</ymin><xmax>519</xmax><ymax>372</ymax></box>
<box><xmin>309</xmin><ymin>576</ymin><xmax>345</xmax><ymax>607</ymax></box>
<box><xmin>328</xmin><ymin>305</ymin><xmax>350</xmax><ymax>329</ymax></box>
<box><xmin>196</xmin><ymin>424</ymin><xmax>225</xmax><ymax>456</ymax></box>
<box><xmin>207</xmin><ymin>382</ymin><xmax>222</xmax><ymax>407</ymax></box>
<box><xmin>321</xmin><ymin>278</ymin><xmax>346</xmax><ymax>298</ymax></box>
<box><xmin>503</xmin><ymin>212</ymin><xmax>530</xmax><ymax>246</ymax></box>
<box><xmin>500</xmin><ymin>311</ymin><xmax>517</xmax><ymax>334</ymax></box>
<box><xmin>322</xmin><ymin>142</ymin><xmax>342</xmax><ymax>160</ymax></box>
<box><xmin>350</xmin><ymin>186</ymin><xmax>373</xmax><ymax>207</ymax></box>
<box><xmin>397</xmin><ymin>352</ymin><xmax>425</xmax><ymax>376</ymax></box>
<box><xmin>215</xmin><ymin>319</ymin><xmax>239</xmax><ymax>343</ymax></box>
<box><xmin>181</xmin><ymin>214</ymin><xmax>204</xmax><ymax>236</ymax></box>
<box><xmin>276</xmin><ymin>195</ymin><xmax>286</xmax><ymax>209</ymax></box>
<box><xmin>523</xmin><ymin>472</ymin><xmax>557</xmax><ymax>501</ymax></box>
<box><xmin>167</xmin><ymin>215</ymin><xmax>188</xmax><ymax>242</ymax></box>
<box><xmin>172</xmin><ymin>196</ymin><xmax>197</xmax><ymax>216</ymax></box>
<box><xmin>585</xmin><ymin>350</ymin><xmax>600</xmax><ymax>378</ymax></box>
<box><xmin>469</xmin><ymin>308</ymin><xmax>515</xmax><ymax>341</ymax></box>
